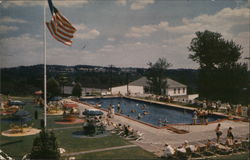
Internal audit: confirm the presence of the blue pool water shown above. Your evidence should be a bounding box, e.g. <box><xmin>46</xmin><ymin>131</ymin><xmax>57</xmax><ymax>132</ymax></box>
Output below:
<box><xmin>80</xmin><ymin>97</ymin><xmax>226</xmax><ymax>126</ymax></box>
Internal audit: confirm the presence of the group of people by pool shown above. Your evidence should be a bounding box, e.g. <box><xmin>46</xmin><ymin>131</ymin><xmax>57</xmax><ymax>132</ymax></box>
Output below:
<box><xmin>215</xmin><ymin>123</ymin><xmax>235</xmax><ymax>145</ymax></box>
<box><xmin>163</xmin><ymin>124</ymin><xmax>249</xmax><ymax>159</ymax></box>
<box><xmin>106</xmin><ymin>102</ymin><xmax>151</xmax><ymax>120</ymax></box>
<box><xmin>134</xmin><ymin>104</ymin><xmax>150</xmax><ymax>120</ymax></box>
<box><xmin>192</xmin><ymin>109</ymin><xmax>210</xmax><ymax>125</ymax></box>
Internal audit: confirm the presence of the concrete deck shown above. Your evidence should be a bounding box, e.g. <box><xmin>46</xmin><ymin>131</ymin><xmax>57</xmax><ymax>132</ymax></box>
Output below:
<box><xmin>67</xmin><ymin>99</ymin><xmax>249</xmax><ymax>157</ymax></box>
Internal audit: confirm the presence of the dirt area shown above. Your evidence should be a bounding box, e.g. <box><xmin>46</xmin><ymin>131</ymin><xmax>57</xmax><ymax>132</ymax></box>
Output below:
<box><xmin>1</xmin><ymin>128</ymin><xmax>41</xmax><ymax>137</ymax></box>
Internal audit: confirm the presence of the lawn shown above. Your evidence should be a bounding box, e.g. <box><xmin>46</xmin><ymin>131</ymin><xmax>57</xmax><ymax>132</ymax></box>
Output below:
<box><xmin>0</xmin><ymin>96</ymin><xmax>157</xmax><ymax>159</ymax></box>
<box><xmin>208</xmin><ymin>152</ymin><xmax>249</xmax><ymax>160</ymax></box>
<box><xmin>55</xmin><ymin>128</ymin><xmax>131</xmax><ymax>153</ymax></box>
<box><xmin>66</xmin><ymin>147</ymin><xmax>159</xmax><ymax>160</ymax></box>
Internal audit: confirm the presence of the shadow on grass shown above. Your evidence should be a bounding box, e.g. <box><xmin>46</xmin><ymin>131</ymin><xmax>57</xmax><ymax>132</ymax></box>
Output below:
<box><xmin>0</xmin><ymin>140</ymin><xmax>23</xmax><ymax>147</ymax></box>
<box><xmin>72</xmin><ymin>130</ymin><xmax>110</xmax><ymax>138</ymax></box>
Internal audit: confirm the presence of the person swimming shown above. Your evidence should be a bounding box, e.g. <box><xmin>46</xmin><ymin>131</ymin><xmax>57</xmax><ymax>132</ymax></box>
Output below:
<box><xmin>131</xmin><ymin>109</ymin><xmax>136</xmax><ymax>113</ymax></box>
<box><xmin>143</xmin><ymin>110</ymin><xmax>150</xmax><ymax>115</ymax></box>
<box><xmin>137</xmin><ymin>113</ymin><xmax>142</xmax><ymax>119</ymax></box>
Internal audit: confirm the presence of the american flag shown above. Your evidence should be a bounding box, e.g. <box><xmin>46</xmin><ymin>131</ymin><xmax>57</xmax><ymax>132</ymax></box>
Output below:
<box><xmin>46</xmin><ymin>0</ymin><xmax>77</xmax><ymax>46</ymax></box>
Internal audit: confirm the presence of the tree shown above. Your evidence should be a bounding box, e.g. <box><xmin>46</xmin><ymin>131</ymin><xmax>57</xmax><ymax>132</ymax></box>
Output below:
<box><xmin>146</xmin><ymin>58</ymin><xmax>171</xmax><ymax>95</ymax></box>
<box><xmin>30</xmin><ymin>129</ymin><xmax>60</xmax><ymax>159</ymax></box>
<box><xmin>72</xmin><ymin>82</ymin><xmax>82</xmax><ymax>97</ymax></box>
<box><xmin>47</xmin><ymin>77</ymin><xmax>61</xmax><ymax>97</ymax></box>
<box><xmin>188</xmin><ymin>30</ymin><xmax>248</xmax><ymax>103</ymax></box>
<box><xmin>59</xmin><ymin>74</ymin><xmax>68</xmax><ymax>96</ymax></box>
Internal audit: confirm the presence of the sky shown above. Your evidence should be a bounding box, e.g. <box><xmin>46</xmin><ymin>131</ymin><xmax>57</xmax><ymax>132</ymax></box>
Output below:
<box><xmin>0</xmin><ymin>0</ymin><xmax>249</xmax><ymax>69</ymax></box>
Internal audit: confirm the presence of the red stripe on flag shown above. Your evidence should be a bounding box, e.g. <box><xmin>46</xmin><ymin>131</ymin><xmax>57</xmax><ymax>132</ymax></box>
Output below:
<box><xmin>50</xmin><ymin>21</ymin><xmax>73</xmax><ymax>43</ymax></box>
<box><xmin>56</xmin><ymin>12</ymin><xmax>76</xmax><ymax>31</ymax></box>
<box><xmin>56</xmin><ymin>22</ymin><xmax>76</xmax><ymax>34</ymax></box>
<box><xmin>46</xmin><ymin>22</ymin><xmax>72</xmax><ymax>46</ymax></box>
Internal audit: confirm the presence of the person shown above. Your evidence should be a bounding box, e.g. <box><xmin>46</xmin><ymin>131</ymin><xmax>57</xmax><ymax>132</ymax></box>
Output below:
<box><xmin>199</xmin><ymin>110</ymin><xmax>205</xmax><ymax>124</ymax></box>
<box><xmin>110</xmin><ymin>106</ymin><xmax>115</xmax><ymax>118</ymax></box>
<box><xmin>182</xmin><ymin>140</ymin><xmax>189</xmax><ymax>148</ymax></box>
<box><xmin>163</xmin><ymin>143</ymin><xmax>175</xmax><ymax>158</ymax></box>
<box><xmin>106</xmin><ymin>116</ymin><xmax>111</xmax><ymax>126</ymax></box>
<box><xmin>226</xmin><ymin>127</ymin><xmax>234</xmax><ymax>146</ymax></box>
<box><xmin>131</xmin><ymin>109</ymin><xmax>136</xmax><ymax>113</ymax></box>
<box><xmin>117</xmin><ymin>102</ymin><xmax>121</xmax><ymax>113</ymax></box>
<box><xmin>140</xmin><ymin>105</ymin><xmax>145</xmax><ymax>110</ymax></box>
<box><xmin>226</xmin><ymin>103</ymin><xmax>231</xmax><ymax>114</ymax></box>
<box><xmin>202</xmin><ymin>100</ymin><xmax>207</xmax><ymax>110</ymax></box>
<box><xmin>127</xmin><ymin>125</ymin><xmax>133</xmax><ymax>133</ymax></box>
<box><xmin>124</xmin><ymin>125</ymin><xmax>129</xmax><ymax>136</ymax></box>
<box><xmin>215</xmin><ymin>123</ymin><xmax>222</xmax><ymax>143</ymax></box>
<box><xmin>192</xmin><ymin>110</ymin><xmax>198</xmax><ymax>125</ymax></box>
<box><xmin>108</xmin><ymin>104</ymin><xmax>112</xmax><ymax>110</ymax></box>
<box><xmin>204</xmin><ymin>110</ymin><xmax>209</xmax><ymax>125</ymax></box>
<box><xmin>206</xmin><ymin>139</ymin><xmax>213</xmax><ymax>148</ymax></box>
<box><xmin>211</xmin><ymin>102</ymin><xmax>216</xmax><ymax>113</ymax></box>
<box><xmin>107</xmin><ymin>104</ymin><xmax>112</xmax><ymax>117</ymax></box>
<box><xmin>34</xmin><ymin>110</ymin><xmax>38</xmax><ymax>120</ymax></box>
<box><xmin>137</xmin><ymin>113</ymin><xmax>142</xmax><ymax>119</ymax></box>
<box><xmin>143</xmin><ymin>110</ymin><xmax>149</xmax><ymax>115</ymax></box>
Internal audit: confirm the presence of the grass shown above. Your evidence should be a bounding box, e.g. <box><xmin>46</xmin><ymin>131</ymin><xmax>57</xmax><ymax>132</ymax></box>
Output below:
<box><xmin>66</xmin><ymin>147</ymin><xmax>159</xmax><ymax>160</ymax></box>
<box><xmin>0</xmin><ymin>128</ymin><xmax>131</xmax><ymax>159</ymax></box>
<box><xmin>55</xmin><ymin>128</ymin><xmax>131</xmax><ymax>153</ymax></box>
<box><xmin>207</xmin><ymin>152</ymin><xmax>249</xmax><ymax>160</ymax></box>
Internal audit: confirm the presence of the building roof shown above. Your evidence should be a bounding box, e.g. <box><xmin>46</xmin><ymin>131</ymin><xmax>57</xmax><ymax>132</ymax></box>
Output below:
<box><xmin>129</xmin><ymin>77</ymin><xmax>187</xmax><ymax>88</ymax></box>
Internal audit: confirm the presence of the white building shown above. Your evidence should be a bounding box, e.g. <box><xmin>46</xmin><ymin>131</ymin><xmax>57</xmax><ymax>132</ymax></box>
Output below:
<box><xmin>111</xmin><ymin>77</ymin><xmax>199</xmax><ymax>102</ymax></box>
<box><xmin>111</xmin><ymin>77</ymin><xmax>186</xmax><ymax>96</ymax></box>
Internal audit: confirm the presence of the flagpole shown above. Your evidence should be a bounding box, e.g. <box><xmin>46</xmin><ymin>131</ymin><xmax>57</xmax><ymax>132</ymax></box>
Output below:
<box><xmin>43</xmin><ymin>1</ymin><xmax>47</xmax><ymax>128</ymax></box>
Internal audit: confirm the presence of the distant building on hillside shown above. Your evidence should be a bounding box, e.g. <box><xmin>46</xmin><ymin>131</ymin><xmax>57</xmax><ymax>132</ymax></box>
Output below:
<box><xmin>111</xmin><ymin>77</ymin><xmax>198</xmax><ymax>103</ymax></box>
<box><xmin>64</xmin><ymin>86</ymin><xmax>109</xmax><ymax>96</ymax></box>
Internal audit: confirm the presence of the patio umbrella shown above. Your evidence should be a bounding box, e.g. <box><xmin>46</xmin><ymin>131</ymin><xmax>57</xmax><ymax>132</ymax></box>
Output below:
<box><xmin>13</xmin><ymin>110</ymin><xmax>30</xmax><ymax>117</ymax></box>
<box><xmin>63</xmin><ymin>103</ymin><xmax>78</xmax><ymax>108</ymax></box>
<box><xmin>34</xmin><ymin>90</ymin><xmax>43</xmax><ymax>95</ymax></box>
<box><xmin>9</xmin><ymin>100</ymin><xmax>25</xmax><ymax>106</ymax></box>
<box><xmin>83</xmin><ymin>109</ymin><xmax>103</xmax><ymax>116</ymax></box>
<box><xmin>1</xmin><ymin>110</ymin><xmax>32</xmax><ymax>130</ymax></box>
<box><xmin>12</xmin><ymin>110</ymin><xmax>32</xmax><ymax>129</ymax></box>
<box><xmin>49</xmin><ymin>96</ymin><xmax>63</xmax><ymax>101</ymax></box>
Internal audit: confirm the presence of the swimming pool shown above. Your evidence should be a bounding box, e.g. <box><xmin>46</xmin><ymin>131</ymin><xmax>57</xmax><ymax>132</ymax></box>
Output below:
<box><xmin>80</xmin><ymin>97</ymin><xmax>227</xmax><ymax>127</ymax></box>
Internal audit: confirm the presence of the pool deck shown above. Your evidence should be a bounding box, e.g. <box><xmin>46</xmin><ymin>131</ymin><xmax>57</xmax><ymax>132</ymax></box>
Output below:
<box><xmin>69</xmin><ymin>98</ymin><xmax>249</xmax><ymax>157</ymax></box>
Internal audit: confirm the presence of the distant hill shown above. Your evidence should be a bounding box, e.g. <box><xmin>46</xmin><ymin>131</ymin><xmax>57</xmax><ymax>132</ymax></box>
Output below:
<box><xmin>0</xmin><ymin>64</ymin><xmax>198</xmax><ymax>96</ymax></box>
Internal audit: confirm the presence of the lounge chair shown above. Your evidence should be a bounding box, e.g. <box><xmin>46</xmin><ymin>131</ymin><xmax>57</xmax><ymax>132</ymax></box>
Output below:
<box><xmin>127</xmin><ymin>130</ymin><xmax>144</xmax><ymax>141</ymax></box>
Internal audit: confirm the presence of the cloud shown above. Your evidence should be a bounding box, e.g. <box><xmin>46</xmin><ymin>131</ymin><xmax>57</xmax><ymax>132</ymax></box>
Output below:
<box><xmin>126</xmin><ymin>7</ymin><xmax>249</xmax><ymax>38</ymax></box>
<box><xmin>130</xmin><ymin>0</ymin><xmax>154</xmax><ymax>10</ymax></box>
<box><xmin>115</xmin><ymin>0</ymin><xmax>127</xmax><ymax>6</ymax></box>
<box><xmin>0</xmin><ymin>34</ymin><xmax>43</xmax><ymax>67</ymax></box>
<box><xmin>94</xmin><ymin>41</ymin><xmax>197</xmax><ymax>68</ymax></box>
<box><xmin>108</xmin><ymin>37</ymin><xmax>116</xmax><ymax>41</ymax></box>
<box><xmin>77</xmin><ymin>29</ymin><xmax>100</xmax><ymax>39</ymax></box>
<box><xmin>0</xmin><ymin>16</ymin><xmax>27</xmax><ymax>23</ymax></box>
<box><xmin>0</xmin><ymin>25</ymin><xmax>18</xmax><ymax>34</ymax></box>
<box><xmin>99</xmin><ymin>45</ymin><xmax>114</xmax><ymax>52</ymax></box>
<box><xmin>75</xmin><ymin>24</ymin><xmax>100</xmax><ymax>39</ymax></box>
<box><xmin>125</xmin><ymin>25</ymin><xmax>158</xmax><ymax>37</ymax></box>
<box><xmin>1</xmin><ymin>0</ymin><xmax>88</xmax><ymax>8</ymax></box>
<box><xmin>124</xmin><ymin>7</ymin><xmax>249</xmax><ymax>67</ymax></box>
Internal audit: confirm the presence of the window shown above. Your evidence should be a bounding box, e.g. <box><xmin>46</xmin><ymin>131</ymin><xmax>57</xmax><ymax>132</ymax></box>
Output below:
<box><xmin>178</xmin><ymin>88</ymin><xmax>180</xmax><ymax>94</ymax></box>
<box><xmin>174</xmin><ymin>88</ymin><xmax>176</xmax><ymax>94</ymax></box>
<box><xmin>183</xmin><ymin>88</ymin><xmax>186</xmax><ymax>93</ymax></box>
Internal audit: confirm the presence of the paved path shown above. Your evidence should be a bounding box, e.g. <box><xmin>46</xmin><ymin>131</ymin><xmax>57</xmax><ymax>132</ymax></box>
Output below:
<box><xmin>62</xmin><ymin>144</ymin><xmax>137</xmax><ymax>156</ymax></box>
